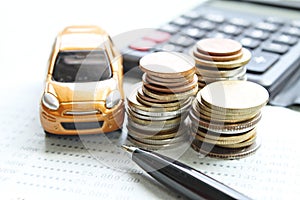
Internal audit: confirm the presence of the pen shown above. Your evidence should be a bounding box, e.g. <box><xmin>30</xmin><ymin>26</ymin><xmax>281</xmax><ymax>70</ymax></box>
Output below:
<box><xmin>121</xmin><ymin>145</ymin><xmax>252</xmax><ymax>200</ymax></box>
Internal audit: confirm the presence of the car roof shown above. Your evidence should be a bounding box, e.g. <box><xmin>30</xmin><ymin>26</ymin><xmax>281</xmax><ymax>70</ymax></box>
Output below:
<box><xmin>58</xmin><ymin>26</ymin><xmax>109</xmax><ymax>51</ymax></box>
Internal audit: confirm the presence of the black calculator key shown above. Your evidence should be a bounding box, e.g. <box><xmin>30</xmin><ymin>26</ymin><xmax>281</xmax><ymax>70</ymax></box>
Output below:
<box><xmin>192</xmin><ymin>20</ymin><xmax>216</xmax><ymax>31</ymax></box>
<box><xmin>202</xmin><ymin>14</ymin><xmax>225</xmax><ymax>23</ymax></box>
<box><xmin>273</xmin><ymin>34</ymin><xmax>298</xmax><ymax>45</ymax></box>
<box><xmin>159</xmin><ymin>24</ymin><xmax>180</xmax><ymax>34</ymax></box>
<box><xmin>240</xmin><ymin>37</ymin><xmax>260</xmax><ymax>49</ymax></box>
<box><xmin>228</xmin><ymin>18</ymin><xmax>251</xmax><ymax>27</ymax></box>
<box><xmin>154</xmin><ymin>43</ymin><xmax>183</xmax><ymax>52</ymax></box>
<box><xmin>246</xmin><ymin>51</ymin><xmax>279</xmax><ymax>73</ymax></box>
<box><xmin>171</xmin><ymin>17</ymin><xmax>191</xmax><ymax>27</ymax></box>
<box><xmin>183</xmin><ymin>10</ymin><xmax>201</xmax><ymax>19</ymax></box>
<box><xmin>245</xmin><ymin>29</ymin><xmax>270</xmax><ymax>40</ymax></box>
<box><xmin>218</xmin><ymin>24</ymin><xmax>243</xmax><ymax>36</ymax></box>
<box><xmin>255</xmin><ymin>22</ymin><xmax>279</xmax><ymax>32</ymax></box>
<box><xmin>262</xmin><ymin>42</ymin><xmax>289</xmax><ymax>54</ymax></box>
<box><xmin>282</xmin><ymin>27</ymin><xmax>300</xmax><ymax>37</ymax></box>
<box><xmin>181</xmin><ymin>27</ymin><xmax>206</xmax><ymax>39</ymax></box>
<box><xmin>169</xmin><ymin>35</ymin><xmax>195</xmax><ymax>47</ymax></box>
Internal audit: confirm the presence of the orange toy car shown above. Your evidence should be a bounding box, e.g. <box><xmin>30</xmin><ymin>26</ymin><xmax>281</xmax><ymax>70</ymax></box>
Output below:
<box><xmin>40</xmin><ymin>25</ymin><xmax>124</xmax><ymax>135</ymax></box>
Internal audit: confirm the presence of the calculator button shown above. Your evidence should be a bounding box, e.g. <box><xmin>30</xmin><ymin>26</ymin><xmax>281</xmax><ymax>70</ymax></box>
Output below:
<box><xmin>181</xmin><ymin>27</ymin><xmax>206</xmax><ymax>39</ymax></box>
<box><xmin>154</xmin><ymin>43</ymin><xmax>183</xmax><ymax>52</ymax></box>
<box><xmin>245</xmin><ymin>29</ymin><xmax>270</xmax><ymax>40</ymax></box>
<box><xmin>228</xmin><ymin>18</ymin><xmax>251</xmax><ymax>27</ymax></box>
<box><xmin>192</xmin><ymin>20</ymin><xmax>216</xmax><ymax>31</ymax></box>
<box><xmin>262</xmin><ymin>43</ymin><xmax>289</xmax><ymax>54</ymax></box>
<box><xmin>218</xmin><ymin>24</ymin><xmax>242</xmax><ymax>36</ymax></box>
<box><xmin>143</xmin><ymin>31</ymin><xmax>171</xmax><ymax>43</ymax></box>
<box><xmin>129</xmin><ymin>39</ymin><xmax>156</xmax><ymax>51</ymax></box>
<box><xmin>169</xmin><ymin>35</ymin><xmax>195</xmax><ymax>47</ymax></box>
<box><xmin>240</xmin><ymin>37</ymin><xmax>260</xmax><ymax>49</ymax></box>
<box><xmin>282</xmin><ymin>27</ymin><xmax>300</xmax><ymax>37</ymax></box>
<box><xmin>159</xmin><ymin>24</ymin><xmax>180</xmax><ymax>34</ymax></box>
<box><xmin>246</xmin><ymin>51</ymin><xmax>279</xmax><ymax>73</ymax></box>
<box><xmin>273</xmin><ymin>34</ymin><xmax>298</xmax><ymax>45</ymax></box>
<box><xmin>183</xmin><ymin>10</ymin><xmax>201</xmax><ymax>19</ymax></box>
<box><xmin>171</xmin><ymin>17</ymin><xmax>191</xmax><ymax>27</ymax></box>
<box><xmin>206</xmin><ymin>31</ymin><xmax>231</xmax><ymax>39</ymax></box>
<box><xmin>202</xmin><ymin>14</ymin><xmax>225</xmax><ymax>23</ymax></box>
<box><xmin>255</xmin><ymin>22</ymin><xmax>279</xmax><ymax>32</ymax></box>
<box><xmin>265</xmin><ymin>17</ymin><xmax>285</xmax><ymax>25</ymax></box>
<box><xmin>291</xmin><ymin>20</ymin><xmax>300</xmax><ymax>28</ymax></box>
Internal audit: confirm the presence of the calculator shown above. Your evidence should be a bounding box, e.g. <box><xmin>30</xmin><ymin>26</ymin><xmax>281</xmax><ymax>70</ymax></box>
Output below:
<box><xmin>121</xmin><ymin>0</ymin><xmax>300</xmax><ymax>107</ymax></box>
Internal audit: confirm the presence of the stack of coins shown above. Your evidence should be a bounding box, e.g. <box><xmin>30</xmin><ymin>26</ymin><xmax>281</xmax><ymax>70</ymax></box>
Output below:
<box><xmin>126</xmin><ymin>52</ymin><xmax>198</xmax><ymax>149</ymax></box>
<box><xmin>189</xmin><ymin>80</ymin><xmax>269</xmax><ymax>159</ymax></box>
<box><xmin>189</xmin><ymin>38</ymin><xmax>251</xmax><ymax>89</ymax></box>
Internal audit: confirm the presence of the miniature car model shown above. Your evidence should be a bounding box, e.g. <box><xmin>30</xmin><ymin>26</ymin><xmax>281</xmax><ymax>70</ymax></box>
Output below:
<box><xmin>40</xmin><ymin>25</ymin><xmax>124</xmax><ymax>135</ymax></box>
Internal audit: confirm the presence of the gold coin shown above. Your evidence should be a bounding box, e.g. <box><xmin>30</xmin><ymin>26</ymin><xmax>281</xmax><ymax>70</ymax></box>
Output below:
<box><xmin>193</xmin><ymin>46</ymin><xmax>243</xmax><ymax>62</ymax></box>
<box><xmin>127</xmin><ymin>88</ymin><xmax>182</xmax><ymax>112</ymax></box>
<box><xmin>129</xmin><ymin>114</ymin><xmax>182</xmax><ymax>126</ymax></box>
<box><xmin>191</xmin><ymin>48</ymin><xmax>251</xmax><ymax>69</ymax></box>
<box><xmin>189</xmin><ymin>110</ymin><xmax>262</xmax><ymax>134</ymax></box>
<box><xmin>196</xmin><ymin>38</ymin><xmax>242</xmax><ymax>56</ymax></box>
<box><xmin>200</xmin><ymin>80</ymin><xmax>269</xmax><ymax>113</ymax></box>
<box><xmin>143</xmin><ymin>74</ymin><xmax>198</xmax><ymax>94</ymax></box>
<box><xmin>126</xmin><ymin>108</ymin><xmax>178</xmax><ymax>121</ymax></box>
<box><xmin>142</xmin><ymin>85</ymin><xmax>198</xmax><ymax>101</ymax></box>
<box><xmin>139</xmin><ymin>52</ymin><xmax>196</xmax><ymax>78</ymax></box>
<box><xmin>128</xmin><ymin>120</ymin><xmax>179</xmax><ymax>132</ymax></box>
<box><xmin>127</xmin><ymin>125</ymin><xmax>182</xmax><ymax>140</ymax></box>
<box><xmin>191</xmin><ymin>126</ymin><xmax>257</xmax><ymax>144</ymax></box>
<box><xmin>196</xmin><ymin>66</ymin><xmax>245</xmax><ymax>78</ymax></box>
<box><xmin>137</xmin><ymin>87</ymin><xmax>175</xmax><ymax>104</ymax></box>
<box><xmin>146</xmin><ymin>73</ymin><xmax>195</xmax><ymax>85</ymax></box>
<box><xmin>218</xmin><ymin>133</ymin><xmax>257</xmax><ymax>149</ymax></box>
<box><xmin>191</xmin><ymin>137</ymin><xmax>261</xmax><ymax>159</ymax></box>
<box><xmin>128</xmin><ymin>133</ymin><xmax>187</xmax><ymax>145</ymax></box>
<box><xmin>136</xmin><ymin>93</ymin><xmax>190</xmax><ymax>108</ymax></box>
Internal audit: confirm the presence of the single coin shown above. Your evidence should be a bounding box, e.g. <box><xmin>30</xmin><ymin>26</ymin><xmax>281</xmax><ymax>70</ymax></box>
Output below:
<box><xmin>196</xmin><ymin>66</ymin><xmax>246</xmax><ymax>78</ymax></box>
<box><xmin>129</xmin><ymin>114</ymin><xmax>182</xmax><ymax>126</ymax></box>
<box><xmin>217</xmin><ymin>133</ymin><xmax>257</xmax><ymax>148</ymax></box>
<box><xmin>146</xmin><ymin>72</ymin><xmax>195</xmax><ymax>84</ymax></box>
<box><xmin>189</xmin><ymin>110</ymin><xmax>261</xmax><ymax>134</ymax></box>
<box><xmin>196</xmin><ymin>38</ymin><xmax>242</xmax><ymax>56</ymax></box>
<box><xmin>129</xmin><ymin>133</ymin><xmax>187</xmax><ymax>145</ymax></box>
<box><xmin>127</xmin><ymin>125</ymin><xmax>183</xmax><ymax>140</ymax></box>
<box><xmin>126</xmin><ymin>108</ymin><xmax>178</xmax><ymax>121</ymax></box>
<box><xmin>191</xmin><ymin>48</ymin><xmax>251</xmax><ymax>69</ymax></box>
<box><xmin>128</xmin><ymin>120</ymin><xmax>180</xmax><ymax>132</ymax></box>
<box><xmin>192</xmin><ymin>127</ymin><xmax>257</xmax><ymax>144</ymax></box>
<box><xmin>193</xmin><ymin>46</ymin><xmax>243</xmax><ymax>62</ymax></box>
<box><xmin>137</xmin><ymin>87</ymin><xmax>175</xmax><ymax>104</ymax></box>
<box><xmin>145</xmin><ymin>73</ymin><xmax>195</xmax><ymax>87</ymax></box>
<box><xmin>127</xmin><ymin>135</ymin><xmax>185</xmax><ymax>150</ymax></box>
<box><xmin>191</xmin><ymin>137</ymin><xmax>261</xmax><ymax>159</ymax></box>
<box><xmin>136</xmin><ymin>94</ymin><xmax>190</xmax><ymax>108</ymax></box>
<box><xmin>200</xmin><ymin>80</ymin><xmax>269</xmax><ymax>112</ymax></box>
<box><xmin>142</xmin><ymin>85</ymin><xmax>198</xmax><ymax>101</ymax></box>
<box><xmin>139</xmin><ymin>52</ymin><xmax>196</xmax><ymax>78</ymax></box>
<box><xmin>143</xmin><ymin>74</ymin><xmax>198</xmax><ymax>94</ymax></box>
<box><xmin>127</xmin><ymin>89</ymin><xmax>182</xmax><ymax>112</ymax></box>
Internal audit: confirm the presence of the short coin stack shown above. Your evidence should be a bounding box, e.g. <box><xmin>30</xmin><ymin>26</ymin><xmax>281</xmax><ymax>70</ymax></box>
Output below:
<box><xmin>190</xmin><ymin>38</ymin><xmax>251</xmax><ymax>89</ymax></box>
<box><xmin>189</xmin><ymin>80</ymin><xmax>269</xmax><ymax>159</ymax></box>
<box><xmin>126</xmin><ymin>52</ymin><xmax>198</xmax><ymax>150</ymax></box>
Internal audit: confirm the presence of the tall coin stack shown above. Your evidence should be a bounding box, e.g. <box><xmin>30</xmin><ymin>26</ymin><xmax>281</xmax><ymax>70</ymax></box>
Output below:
<box><xmin>189</xmin><ymin>80</ymin><xmax>269</xmax><ymax>159</ymax></box>
<box><xmin>126</xmin><ymin>52</ymin><xmax>198</xmax><ymax>150</ymax></box>
<box><xmin>189</xmin><ymin>38</ymin><xmax>251</xmax><ymax>89</ymax></box>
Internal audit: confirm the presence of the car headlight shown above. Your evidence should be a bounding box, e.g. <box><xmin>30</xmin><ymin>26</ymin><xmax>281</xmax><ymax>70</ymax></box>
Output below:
<box><xmin>42</xmin><ymin>93</ymin><xmax>59</xmax><ymax>110</ymax></box>
<box><xmin>105</xmin><ymin>90</ymin><xmax>121</xmax><ymax>109</ymax></box>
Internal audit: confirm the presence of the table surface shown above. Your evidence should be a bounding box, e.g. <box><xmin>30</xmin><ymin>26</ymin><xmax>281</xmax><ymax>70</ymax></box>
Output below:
<box><xmin>1</xmin><ymin>0</ymin><xmax>300</xmax><ymax>199</ymax></box>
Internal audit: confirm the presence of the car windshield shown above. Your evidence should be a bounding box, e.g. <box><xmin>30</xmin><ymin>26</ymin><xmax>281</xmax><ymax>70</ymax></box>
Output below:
<box><xmin>52</xmin><ymin>50</ymin><xmax>112</xmax><ymax>82</ymax></box>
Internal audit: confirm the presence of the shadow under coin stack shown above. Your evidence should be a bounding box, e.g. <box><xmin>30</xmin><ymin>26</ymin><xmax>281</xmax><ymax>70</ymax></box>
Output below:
<box><xmin>190</xmin><ymin>38</ymin><xmax>251</xmax><ymax>90</ymax></box>
<box><xmin>126</xmin><ymin>52</ymin><xmax>198</xmax><ymax>150</ymax></box>
<box><xmin>189</xmin><ymin>80</ymin><xmax>269</xmax><ymax>159</ymax></box>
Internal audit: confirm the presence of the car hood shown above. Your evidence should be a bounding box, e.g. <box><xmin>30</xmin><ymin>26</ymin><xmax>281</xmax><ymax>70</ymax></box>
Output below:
<box><xmin>47</xmin><ymin>78</ymin><xmax>118</xmax><ymax>103</ymax></box>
